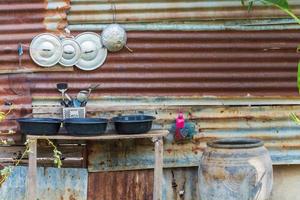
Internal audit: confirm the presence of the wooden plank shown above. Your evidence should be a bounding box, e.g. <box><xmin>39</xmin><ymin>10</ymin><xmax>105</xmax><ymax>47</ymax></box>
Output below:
<box><xmin>26</xmin><ymin>130</ymin><xmax>169</xmax><ymax>140</ymax></box>
<box><xmin>153</xmin><ymin>137</ymin><xmax>163</xmax><ymax>200</ymax></box>
<box><xmin>0</xmin><ymin>145</ymin><xmax>86</xmax><ymax>168</ymax></box>
<box><xmin>0</xmin><ymin>161</ymin><xmax>84</xmax><ymax>169</ymax></box>
<box><xmin>0</xmin><ymin>145</ymin><xmax>85</xmax><ymax>158</ymax></box>
<box><xmin>27</xmin><ymin>139</ymin><xmax>37</xmax><ymax>200</ymax></box>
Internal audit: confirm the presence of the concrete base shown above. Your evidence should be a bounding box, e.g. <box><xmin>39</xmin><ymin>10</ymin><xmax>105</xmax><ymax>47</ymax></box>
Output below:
<box><xmin>271</xmin><ymin>165</ymin><xmax>300</xmax><ymax>200</ymax></box>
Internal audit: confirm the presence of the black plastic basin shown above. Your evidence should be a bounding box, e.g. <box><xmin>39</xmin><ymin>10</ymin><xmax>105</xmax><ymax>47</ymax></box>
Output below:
<box><xmin>64</xmin><ymin>118</ymin><xmax>108</xmax><ymax>136</ymax></box>
<box><xmin>112</xmin><ymin>115</ymin><xmax>155</xmax><ymax>134</ymax></box>
<box><xmin>17</xmin><ymin>118</ymin><xmax>61</xmax><ymax>135</ymax></box>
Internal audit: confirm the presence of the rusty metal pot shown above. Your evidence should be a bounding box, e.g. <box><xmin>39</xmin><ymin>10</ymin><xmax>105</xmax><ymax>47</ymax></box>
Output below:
<box><xmin>198</xmin><ymin>138</ymin><xmax>273</xmax><ymax>200</ymax></box>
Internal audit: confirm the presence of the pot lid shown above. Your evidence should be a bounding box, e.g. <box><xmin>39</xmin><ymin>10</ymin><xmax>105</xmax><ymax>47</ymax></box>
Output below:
<box><xmin>75</xmin><ymin>32</ymin><xmax>107</xmax><ymax>71</ymax></box>
<box><xmin>101</xmin><ymin>24</ymin><xmax>127</xmax><ymax>52</ymax></box>
<box><xmin>59</xmin><ymin>38</ymin><xmax>81</xmax><ymax>67</ymax></box>
<box><xmin>30</xmin><ymin>33</ymin><xmax>63</xmax><ymax>67</ymax></box>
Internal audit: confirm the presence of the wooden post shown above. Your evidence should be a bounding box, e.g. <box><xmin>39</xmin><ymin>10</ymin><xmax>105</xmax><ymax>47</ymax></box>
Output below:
<box><xmin>153</xmin><ymin>136</ymin><xmax>163</xmax><ymax>200</ymax></box>
<box><xmin>27</xmin><ymin>139</ymin><xmax>37</xmax><ymax>200</ymax></box>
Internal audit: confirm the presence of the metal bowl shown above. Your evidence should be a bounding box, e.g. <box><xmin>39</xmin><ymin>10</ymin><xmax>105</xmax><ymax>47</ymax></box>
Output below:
<box><xmin>64</xmin><ymin>118</ymin><xmax>108</xmax><ymax>136</ymax></box>
<box><xmin>112</xmin><ymin>115</ymin><xmax>155</xmax><ymax>134</ymax></box>
<box><xmin>17</xmin><ymin>118</ymin><xmax>61</xmax><ymax>135</ymax></box>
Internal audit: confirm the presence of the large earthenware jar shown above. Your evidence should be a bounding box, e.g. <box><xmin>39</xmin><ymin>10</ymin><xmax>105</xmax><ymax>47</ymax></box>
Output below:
<box><xmin>198</xmin><ymin>138</ymin><xmax>273</xmax><ymax>200</ymax></box>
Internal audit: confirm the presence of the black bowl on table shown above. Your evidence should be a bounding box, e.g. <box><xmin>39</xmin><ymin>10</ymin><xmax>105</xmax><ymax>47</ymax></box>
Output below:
<box><xmin>17</xmin><ymin>118</ymin><xmax>62</xmax><ymax>135</ymax></box>
<box><xmin>112</xmin><ymin>115</ymin><xmax>155</xmax><ymax>134</ymax></box>
<box><xmin>63</xmin><ymin>118</ymin><xmax>108</xmax><ymax>136</ymax></box>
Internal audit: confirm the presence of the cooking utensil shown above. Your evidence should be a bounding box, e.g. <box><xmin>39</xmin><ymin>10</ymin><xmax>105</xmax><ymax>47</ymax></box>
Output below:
<box><xmin>57</xmin><ymin>83</ymin><xmax>68</xmax><ymax>106</ymax></box>
<box><xmin>112</xmin><ymin>115</ymin><xmax>155</xmax><ymax>134</ymax></box>
<box><xmin>76</xmin><ymin>84</ymin><xmax>100</xmax><ymax>106</ymax></box>
<box><xmin>101</xmin><ymin>24</ymin><xmax>127</xmax><ymax>52</ymax></box>
<box><xmin>76</xmin><ymin>90</ymin><xmax>89</xmax><ymax>103</ymax></box>
<box><xmin>59</xmin><ymin>38</ymin><xmax>81</xmax><ymax>67</ymax></box>
<box><xmin>17</xmin><ymin>118</ymin><xmax>61</xmax><ymax>135</ymax></box>
<box><xmin>75</xmin><ymin>32</ymin><xmax>107</xmax><ymax>71</ymax></box>
<box><xmin>64</xmin><ymin>118</ymin><xmax>108</xmax><ymax>136</ymax></box>
<box><xmin>30</xmin><ymin>33</ymin><xmax>63</xmax><ymax>67</ymax></box>
<box><xmin>72</xmin><ymin>99</ymin><xmax>81</xmax><ymax>107</ymax></box>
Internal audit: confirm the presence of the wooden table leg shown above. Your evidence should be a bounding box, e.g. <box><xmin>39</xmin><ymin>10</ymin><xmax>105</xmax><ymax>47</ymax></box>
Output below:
<box><xmin>153</xmin><ymin>136</ymin><xmax>163</xmax><ymax>200</ymax></box>
<box><xmin>27</xmin><ymin>139</ymin><xmax>37</xmax><ymax>200</ymax></box>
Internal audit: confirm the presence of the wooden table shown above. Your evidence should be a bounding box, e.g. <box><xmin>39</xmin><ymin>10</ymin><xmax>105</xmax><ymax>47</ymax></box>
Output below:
<box><xmin>26</xmin><ymin>130</ymin><xmax>168</xmax><ymax>200</ymax></box>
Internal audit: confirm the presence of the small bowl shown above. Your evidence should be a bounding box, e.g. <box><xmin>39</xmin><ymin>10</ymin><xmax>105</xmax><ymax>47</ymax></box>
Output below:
<box><xmin>63</xmin><ymin>118</ymin><xmax>108</xmax><ymax>136</ymax></box>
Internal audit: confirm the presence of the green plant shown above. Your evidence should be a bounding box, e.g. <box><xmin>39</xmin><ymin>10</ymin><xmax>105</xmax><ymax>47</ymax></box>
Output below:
<box><xmin>242</xmin><ymin>0</ymin><xmax>300</xmax><ymax>24</ymax></box>
<box><xmin>0</xmin><ymin>139</ymin><xmax>62</xmax><ymax>187</ymax></box>
<box><xmin>46</xmin><ymin>138</ymin><xmax>62</xmax><ymax>168</ymax></box>
<box><xmin>0</xmin><ymin>104</ymin><xmax>62</xmax><ymax>187</ymax></box>
<box><xmin>0</xmin><ymin>139</ymin><xmax>31</xmax><ymax>186</ymax></box>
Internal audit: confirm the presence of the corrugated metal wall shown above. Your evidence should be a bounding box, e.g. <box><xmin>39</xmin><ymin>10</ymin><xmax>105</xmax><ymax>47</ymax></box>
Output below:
<box><xmin>0</xmin><ymin>0</ymin><xmax>299</xmax><ymax>142</ymax></box>
<box><xmin>26</xmin><ymin>0</ymin><xmax>300</xmax><ymax>98</ymax></box>
<box><xmin>0</xmin><ymin>0</ymin><xmax>70</xmax><ymax>72</ymax></box>
<box><xmin>1</xmin><ymin>1</ymin><xmax>300</xmax><ymax>199</ymax></box>
<box><xmin>0</xmin><ymin>0</ymin><xmax>72</xmax><ymax>143</ymax></box>
<box><xmin>87</xmin><ymin>165</ymin><xmax>300</xmax><ymax>200</ymax></box>
<box><xmin>68</xmin><ymin>0</ymin><xmax>300</xmax><ymax>23</ymax></box>
<box><xmin>29</xmin><ymin>30</ymin><xmax>300</xmax><ymax>97</ymax></box>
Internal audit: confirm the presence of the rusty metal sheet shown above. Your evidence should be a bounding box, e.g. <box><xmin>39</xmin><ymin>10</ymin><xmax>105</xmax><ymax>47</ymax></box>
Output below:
<box><xmin>84</xmin><ymin>104</ymin><xmax>300</xmax><ymax>172</ymax></box>
<box><xmin>88</xmin><ymin>170</ymin><xmax>154</xmax><ymax>200</ymax></box>
<box><xmin>0</xmin><ymin>166</ymin><xmax>88</xmax><ymax>200</ymax></box>
<box><xmin>0</xmin><ymin>0</ymin><xmax>72</xmax><ymax>143</ymax></box>
<box><xmin>29</xmin><ymin>30</ymin><xmax>300</xmax><ymax>97</ymax></box>
<box><xmin>88</xmin><ymin>168</ymin><xmax>198</xmax><ymax>200</ymax></box>
<box><xmin>0</xmin><ymin>74</ymin><xmax>32</xmax><ymax>143</ymax></box>
<box><xmin>68</xmin><ymin>0</ymin><xmax>300</xmax><ymax>24</ymax></box>
<box><xmin>32</xmin><ymin>96</ymin><xmax>300</xmax><ymax>107</ymax></box>
<box><xmin>87</xmin><ymin>165</ymin><xmax>300</xmax><ymax>200</ymax></box>
<box><xmin>0</xmin><ymin>0</ymin><xmax>71</xmax><ymax>73</ymax></box>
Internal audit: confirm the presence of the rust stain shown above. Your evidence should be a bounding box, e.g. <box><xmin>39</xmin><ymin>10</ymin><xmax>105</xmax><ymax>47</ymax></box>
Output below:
<box><xmin>166</xmin><ymin>148</ymin><xmax>173</xmax><ymax>154</ymax></box>
<box><xmin>191</xmin><ymin>146</ymin><xmax>205</xmax><ymax>153</ymax></box>
<box><xmin>68</xmin><ymin>194</ymin><xmax>76</xmax><ymax>200</ymax></box>
<box><xmin>88</xmin><ymin>170</ymin><xmax>153</xmax><ymax>200</ymax></box>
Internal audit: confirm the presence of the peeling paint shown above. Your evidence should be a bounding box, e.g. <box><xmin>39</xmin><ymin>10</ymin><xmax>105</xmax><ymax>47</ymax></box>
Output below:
<box><xmin>0</xmin><ymin>166</ymin><xmax>88</xmax><ymax>200</ymax></box>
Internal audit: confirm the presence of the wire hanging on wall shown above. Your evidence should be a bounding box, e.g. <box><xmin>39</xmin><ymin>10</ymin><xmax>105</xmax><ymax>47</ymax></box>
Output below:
<box><xmin>101</xmin><ymin>0</ymin><xmax>132</xmax><ymax>52</ymax></box>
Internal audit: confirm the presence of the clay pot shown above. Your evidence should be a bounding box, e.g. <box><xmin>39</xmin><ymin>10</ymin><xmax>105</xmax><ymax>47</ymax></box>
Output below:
<box><xmin>198</xmin><ymin>138</ymin><xmax>273</xmax><ymax>200</ymax></box>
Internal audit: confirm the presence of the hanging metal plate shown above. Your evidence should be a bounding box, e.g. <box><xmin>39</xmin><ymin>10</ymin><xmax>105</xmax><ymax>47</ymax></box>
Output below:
<box><xmin>75</xmin><ymin>32</ymin><xmax>107</xmax><ymax>71</ymax></box>
<box><xmin>59</xmin><ymin>38</ymin><xmax>81</xmax><ymax>67</ymax></box>
<box><xmin>30</xmin><ymin>33</ymin><xmax>63</xmax><ymax>67</ymax></box>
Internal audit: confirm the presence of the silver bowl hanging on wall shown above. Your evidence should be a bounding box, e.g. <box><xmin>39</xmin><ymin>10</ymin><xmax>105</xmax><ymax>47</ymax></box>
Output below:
<box><xmin>101</xmin><ymin>24</ymin><xmax>127</xmax><ymax>52</ymax></box>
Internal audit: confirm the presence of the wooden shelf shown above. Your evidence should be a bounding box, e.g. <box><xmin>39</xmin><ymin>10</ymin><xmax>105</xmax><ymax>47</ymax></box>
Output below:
<box><xmin>26</xmin><ymin>130</ymin><xmax>168</xmax><ymax>140</ymax></box>
<box><xmin>26</xmin><ymin>129</ymin><xmax>168</xmax><ymax>200</ymax></box>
